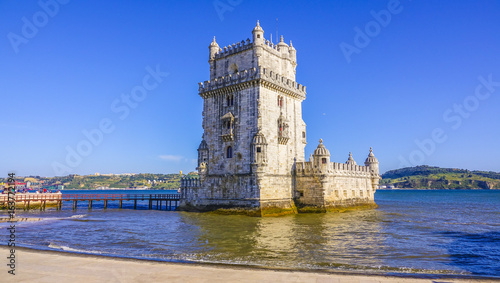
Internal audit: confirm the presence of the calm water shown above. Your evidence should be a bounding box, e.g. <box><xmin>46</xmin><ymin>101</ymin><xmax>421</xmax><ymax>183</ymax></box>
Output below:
<box><xmin>1</xmin><ymin>190</ymin><xmax>499</xmax><ymax>278</ymax></box>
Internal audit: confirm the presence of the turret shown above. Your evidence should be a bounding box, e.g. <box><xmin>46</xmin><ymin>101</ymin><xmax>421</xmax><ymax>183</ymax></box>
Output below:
<box><xmin>277</xmin><ymin>35</ymin><xmax>289</xmax><ymax>57</ymax></box>
<box><xmin>209</xmin><ymin>37</ymin><xmax>219</xmax><ymax>80</ymax></box>
<box><xmin>197</xmin><ymin>139</ymin><xmax>209</xmax><ymax>170</ymax></box>
<box><xmin>252</xmin><ymin>20</ymin><xmax>264</xmax><ymax>45</ymax></box>
<box><xmin>346</xmin><ymin>152</ymin><xmax>357</xmax><ymax>165</ymax></box>
<box><xmin>364</xmin><ymin>147</ymin><xmax>379</xmax><ymax>175</ymax></box>
<box><xmin>209</xmin><ymin>36</ymin><xmax>219</xmax><ymax>61</ymax></box>
<box><xmin>251</xmin><ymin>130</ymin><xmax>268</xmax><ymax>173</ymax></box>
<box><xmin>313</xmin><ymin>139</ymin><xmax>330</xmax><ymax>170</ymax></box>
<box><xmin>289</xmin><ymin>40</ymin><xmax>297</xmax><ymax>75</ymax></box>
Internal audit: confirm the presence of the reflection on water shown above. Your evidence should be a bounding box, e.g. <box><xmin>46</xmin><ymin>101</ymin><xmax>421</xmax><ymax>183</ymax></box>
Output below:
<box><xmin>1</xmin><ymin>190</ymin><xmax>499</xmax><ymax>278</ymax></box>
<box><xmin>175</xmin><ymin>210</ymin><xmax>387</xmax><ymax>271</ymax></box>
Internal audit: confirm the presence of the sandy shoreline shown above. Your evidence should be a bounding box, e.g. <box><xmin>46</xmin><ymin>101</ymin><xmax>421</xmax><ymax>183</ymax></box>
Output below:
<box><xmin>1</xmin><ymin>247</ymin><xmax>497</xmax><ymax>283</ymax></box>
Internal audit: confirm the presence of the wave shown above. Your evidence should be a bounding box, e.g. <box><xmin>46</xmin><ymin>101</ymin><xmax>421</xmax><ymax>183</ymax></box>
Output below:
<box><xmin>69</xmin><ymin>214</ymin><xmax>86</xmax><ymax>219</ymax></box>
<box><xmin>48</xmin><ymin>243</ymin><xmax>102</xmax><ymax>255</ymax></box>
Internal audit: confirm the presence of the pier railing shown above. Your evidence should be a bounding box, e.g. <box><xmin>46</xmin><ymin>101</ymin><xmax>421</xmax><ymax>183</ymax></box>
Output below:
<box><xmin>0</xmin><ymin>193</ymin><xmax>180</xmax><ymax>211</ymax></box>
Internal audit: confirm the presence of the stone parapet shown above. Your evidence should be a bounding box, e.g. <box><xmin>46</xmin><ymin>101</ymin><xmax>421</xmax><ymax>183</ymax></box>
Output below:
<box><xmin>198</xmin><ymin>67</ymin><xmax>306</xmax><ymax>99</ymax></box>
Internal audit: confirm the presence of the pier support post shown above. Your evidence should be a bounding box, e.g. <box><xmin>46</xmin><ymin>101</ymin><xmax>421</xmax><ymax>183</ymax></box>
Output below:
<box><xmin>89</xmin><ymin>200</ymin><xmax>92</xmax><ymax>210</ymax></box>
<box><xmin>104</xmin><ymin>200</ymin><xmax>107</xmax><ymax>209</ymax></box>
<box><xmin>149</xmin><ymin>200</ymin><xmax>152</xmax><ymax>209</ymax></box>
<box><xmin>134</xmin><ymin>200</ymin><xmax>137</xmax><ymax>209</ymax></box>
<box><xmin>73</xmin><ymin>200</ymin><xmax>77</xmax><ymax>210</ymax></box>
<box><xmin>119</xmin><ymin>200</ymin><xmax>122</xmax><ymax>209</ymax></box>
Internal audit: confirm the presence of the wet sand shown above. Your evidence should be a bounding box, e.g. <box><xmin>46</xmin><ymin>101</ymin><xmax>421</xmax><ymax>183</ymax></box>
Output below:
<box><xmin>0</xmin><ymin>247</ymin><xmax>495</xmax><ymax>283</ymax></box>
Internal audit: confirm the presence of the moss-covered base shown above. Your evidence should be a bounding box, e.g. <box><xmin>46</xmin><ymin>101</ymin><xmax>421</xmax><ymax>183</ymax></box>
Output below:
<box><xmin>179</xmin><ymin>201</ymin><xmax>378</xmax><ymax>216</ymax></box>
<box><xmin>296</xmin><ymin>202</ymin><xmax>378</xmax><ymax>213</ymax></box>
<box><xmin>260</xmin><ymin>202</ymin><xmax>297</xmax><ymax>217</ymax></box>
<box><xmin>178</xmin><ymin>202</ymin><xmax>298</xmax><ymax>217</ymax></box>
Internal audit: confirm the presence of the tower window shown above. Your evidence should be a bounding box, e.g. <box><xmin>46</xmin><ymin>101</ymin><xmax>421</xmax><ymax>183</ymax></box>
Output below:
<box><xmin>256</xmin><ymin>147</ymin><xmax>261</xmax><ymax>153</ymax></box>
<box><xmin>227</xmin><ymin>95</ymin><xmax>234</xmax><ymax>106</ymax></box>
<box><xmin>226</xmin><ymin>146</ymin><xmax>233</xmax><ymax>158</ymax></box>
<box><xmin>277</xmin><ymin>96</ymin><xmax>283</xmax><ymax>107</ymax></box>
<box><xmin>257</xmin><ymin>35</ymin><xmax>260</xmax><ymax>38</ymax></box>
<box><xmin>322</xmin><ymin>158</ymin><xmax>327</xmax><ymax>164</ymax></box>
<box><xmin>302</xmin><ymin>132</ymin><xmax>306</xmax><ymax>138</ymax></box>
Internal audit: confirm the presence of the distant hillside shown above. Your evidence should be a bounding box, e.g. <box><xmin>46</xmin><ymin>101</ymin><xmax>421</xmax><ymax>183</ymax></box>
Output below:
<box><xmin>381</xmin><ymin>165</ymin><xmax>500</xmax><ymax>189</ymax></box>
<box><xmin>1</xmin><ymin>172</ymin><xmax>199</xmax><ymax>190</ymax></box>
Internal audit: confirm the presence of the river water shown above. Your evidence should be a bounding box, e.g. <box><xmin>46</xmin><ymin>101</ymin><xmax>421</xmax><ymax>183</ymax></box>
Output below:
<box><xmin>1</xmin><ymin>190</ymin><xmax>499</xmax><ymax>278</ymax></box>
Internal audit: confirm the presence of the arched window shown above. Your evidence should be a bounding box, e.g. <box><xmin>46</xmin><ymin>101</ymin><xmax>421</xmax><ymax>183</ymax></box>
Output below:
<box><xmin>227</xmin><ymin>95</ymin><xmax>234</xmax><ymax>106</ymax></box>
<box><xmin>226</xmin><ymin>146</ymin><xmax>233</xmax><ymax>158</ymax></box>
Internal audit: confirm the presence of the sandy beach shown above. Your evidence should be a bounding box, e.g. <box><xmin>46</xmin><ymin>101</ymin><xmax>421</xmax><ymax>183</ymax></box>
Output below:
<box><xmin>1</xmin><ymin>247</ymin><xmax>495</xmax><ymax>283</ymax></box>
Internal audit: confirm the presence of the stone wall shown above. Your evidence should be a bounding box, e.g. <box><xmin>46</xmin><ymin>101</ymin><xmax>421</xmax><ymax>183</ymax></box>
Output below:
<box><xmin>294</xmin><ymin>161</ymin><xmax>377</xmax><ymax>210</ymax></box>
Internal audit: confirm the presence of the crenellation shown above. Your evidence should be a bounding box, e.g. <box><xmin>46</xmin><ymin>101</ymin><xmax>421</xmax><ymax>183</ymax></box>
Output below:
<box><xmin>214</xmin><ymin>39</ymin><xmax>254</xmax><ymax>60</ymax></box>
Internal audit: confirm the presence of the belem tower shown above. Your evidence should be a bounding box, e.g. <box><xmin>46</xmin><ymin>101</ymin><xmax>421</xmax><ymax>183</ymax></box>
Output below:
<box><xmin>179</xmin><ymin>21</ymin><xmax>380</xmax><ymax>216</ymax></box>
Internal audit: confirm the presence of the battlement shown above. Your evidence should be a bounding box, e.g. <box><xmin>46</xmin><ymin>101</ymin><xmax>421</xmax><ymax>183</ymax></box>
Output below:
<box><xmin>295</xmin><ymin>161</ymin><xmax>373</xmax><ymax>176</ymax></box>
<box><xmin>199</xmin><ymin>66</ymin><xmax>306</xmax><ymax>98</ymax></box>
<box><xmin>214</xmin><ymin>38</ymin><xmax>253</xmax><ymax>59</ymax></box>
<box><xmin>213</xmin><ymin>37</ymin><xmax>295</xmax><ymax>61</ymax></box>
<box><xmin>180</xmin><ymin>177</ymin><xmax>200</xmax><ymax>188</ymax></box>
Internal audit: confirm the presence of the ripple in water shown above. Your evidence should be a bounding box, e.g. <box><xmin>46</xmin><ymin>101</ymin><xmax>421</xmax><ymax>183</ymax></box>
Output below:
<box><xmin>0</xmin><ymin>190</ymin><xmax>499</xmax><ymax>278</ymax></box>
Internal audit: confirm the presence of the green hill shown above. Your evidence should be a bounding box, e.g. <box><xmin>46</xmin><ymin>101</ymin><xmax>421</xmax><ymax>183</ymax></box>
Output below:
<box><xmin>381</xmin><ymin>165</ymin><xmax>500</xmax><ymax>189</ymax></box>
<box><xmin>1</xmin><ymin>172</ymin><xmax>199</xmax><ymax>190</ymax></box>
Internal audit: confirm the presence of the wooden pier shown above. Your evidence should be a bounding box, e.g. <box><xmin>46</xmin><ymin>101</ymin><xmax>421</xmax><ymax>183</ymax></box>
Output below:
<box><xmin>0</xmin><ymin>193</ymin><xmax>180</xmax><ymax>211</ymax></box>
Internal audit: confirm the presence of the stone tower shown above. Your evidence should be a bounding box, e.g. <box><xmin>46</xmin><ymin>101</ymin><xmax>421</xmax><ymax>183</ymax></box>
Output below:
<box><xmin>179</xmin><ymin>21</ymin><xmax>307</xmax><ymax>215</ymax></box>
<box><xmin>179</xmin><ymin>22</ymin><xmax>380</xmax><ymax>216</ymax></box>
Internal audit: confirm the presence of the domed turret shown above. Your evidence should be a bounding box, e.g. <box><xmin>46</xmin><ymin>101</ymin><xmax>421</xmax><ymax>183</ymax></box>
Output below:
<box><xmin>198</xmin><ymin>139</ymin><xmax>208</xmax><ymax>150</ymax></box>
<box><xmin>277</xmin><ymin>35</ymin><xmax>289</xmax><ymax>56</ymax></box>
<box><xmin>289</xmin><ymin>40</ymin><xmax>296</xmax><ymax>60</ymax></box>
<box><xmin>252</xmin><ymin>20</ymin><xmax>264</xmax><ymax>45</ymax></box>
<box><xmin>209</xmin><ymin>36</ymin><xmax>219</xmax><ymax>61</ymax></box>
<box><xmin>251</xmin><ymin>130</ymin><xmax>268</xmax><ymax>167</ymax></box>
<box><xmin>252</xmin><ymin>131</ymin><xmax>267</xmax><ymax>145</ymax></box>
<box><xmin>277</xmin><ymin>35</ymin><xmax>288</xmax><ymax>47</ymax></box>
<box><xmin>346</xmin><ymin>152</ymin><xmax>357</xmax><ymax>165</ymax></box>
<box><xmin>313</xmin><ymin>139</ymin><xmax>330</xmax><ymax>168</ymax></box>
<box><xmin>364</xmin><ymin>147</ymin><xmax>379</xmax><ymax>174</ymax></box>
<box><xmin>313</xmin><ymin>139</ymin><xmax>330</xmax><ymax>157</ymax></box>
<box><xmin>197</xmin><ymin>139</ymin><xmax>209</xmax><ymax>170</ymax></box>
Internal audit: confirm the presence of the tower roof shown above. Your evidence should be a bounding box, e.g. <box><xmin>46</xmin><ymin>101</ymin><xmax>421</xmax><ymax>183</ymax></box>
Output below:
<box><xmin>277</xmin><ymin>35</ymin><xmax>288</xmax><ymax>47</ymax></box>
<box><xmin>346</xmin><ymin>152</ymin><xmax>357</xmax><ymax>165</ymax></box>
<box><xmin>253</xmin><ymin>20</ymin><xmax>264</xmax><ymax>33</ymax></box>
<box><xmin>209</xmin><ymin>36</ymin><xmax>219</xmax><ymax>48</ymax></box>
<box><xmin>252</xmin><ymin>130</ymin><xmax>267</xmax><ymax>145</ymax></box>
<box><xmin>364</xmin><ymin>147</ymin><xmax>378</xmax><ymax>164</ymax></box>
<box><xmin>313</xmin><ymin>139</ymin><xmax>330</xmax><ymax>156</ymax></box>
<box><xmin>198</xmin><ymin>140</ymin><xmax>208</xmax><ymax>150</ymax></box>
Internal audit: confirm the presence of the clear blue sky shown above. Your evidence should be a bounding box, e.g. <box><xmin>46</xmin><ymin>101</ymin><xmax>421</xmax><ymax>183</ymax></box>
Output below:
<box><xmin>1</xmin><ymin>0</ymin><xmax>499</xmax><ymax>177</ymax></box>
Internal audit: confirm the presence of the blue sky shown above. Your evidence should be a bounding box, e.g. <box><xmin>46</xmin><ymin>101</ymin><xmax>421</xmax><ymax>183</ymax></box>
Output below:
<box><xmin>1</xmin><ymin>0</ymin><xmax>499</xmax><ymax>177</ymax></box>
